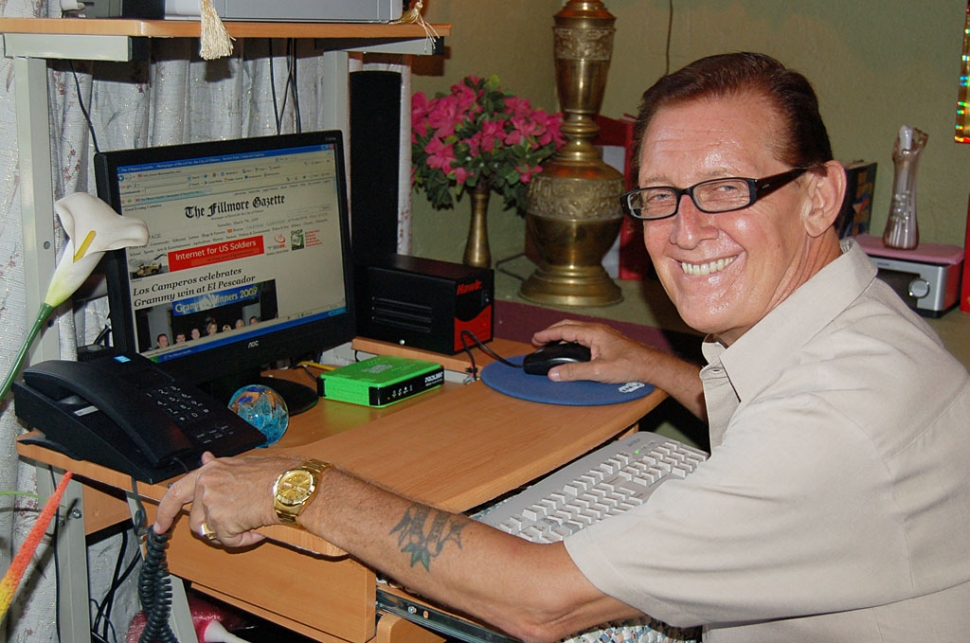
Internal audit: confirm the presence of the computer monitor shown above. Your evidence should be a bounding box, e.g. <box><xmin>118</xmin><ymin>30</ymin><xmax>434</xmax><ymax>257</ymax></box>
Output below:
<box><xmin>95</xmin><ymin>131</ymin><xmax>356</xmax><ymax>414</ymax></box>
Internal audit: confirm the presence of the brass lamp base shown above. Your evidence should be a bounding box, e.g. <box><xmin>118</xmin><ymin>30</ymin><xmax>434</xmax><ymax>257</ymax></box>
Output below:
<box><xmin>521</xmin><ymin>0</ymin><xmax>624</xmax><ymax>308</ymax></box>
<box><xmin>519</xmin><ymin>175</ymin><xmax>624</xmax><ymax>307</ymax></box>
<box><xmin>520</xmin><ymin>259</ymin><xmax>623</xmax><ymax>307</ymax></box>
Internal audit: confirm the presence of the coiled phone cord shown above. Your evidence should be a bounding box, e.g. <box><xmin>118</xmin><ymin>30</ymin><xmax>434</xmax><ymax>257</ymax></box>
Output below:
<box><xmin>130</xmin><ymin>475</ymin><xmax>180</xmax><ymax>643</ymax></box>
<box><xmin>138</xmin><ymin>529</ymin><xmax>178</xmax><ymax>643</ymax></box>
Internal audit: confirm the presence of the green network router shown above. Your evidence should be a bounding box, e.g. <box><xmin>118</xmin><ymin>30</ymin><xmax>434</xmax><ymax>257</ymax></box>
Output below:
<box><xmin>319</xmin><ymin>355</ymin><xmax>445</xmax><ymax>408</ymax></box>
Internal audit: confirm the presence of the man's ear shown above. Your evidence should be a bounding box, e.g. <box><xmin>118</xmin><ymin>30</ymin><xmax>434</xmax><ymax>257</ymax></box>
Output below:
<box><xmin>804</xmin><ymin>160</ymin><xmax>846</xmax><ymax>238</ymax></box>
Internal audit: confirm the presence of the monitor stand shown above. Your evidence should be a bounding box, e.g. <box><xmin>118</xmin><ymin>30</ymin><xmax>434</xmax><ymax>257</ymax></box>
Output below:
<box><xmin>207</xmin><ymin>369</ymin><xmax>318</xmax><ymax>417</ymax></box>
<box><xmin>255</xmin><ymin>375</ymin><xmax>318</xmax><ymax>416</ymax></box>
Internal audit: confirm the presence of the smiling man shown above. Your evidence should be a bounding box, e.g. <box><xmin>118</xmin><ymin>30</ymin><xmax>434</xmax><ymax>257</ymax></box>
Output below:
<box><xmin>155</xmin><ymin>53</ymin><xmax>970</xmax><ymax>642</ymax></box>
<box><xmin>635</xmin><ymin>97</ymin><xmax>842</xmax><ymax>343</ymax></box>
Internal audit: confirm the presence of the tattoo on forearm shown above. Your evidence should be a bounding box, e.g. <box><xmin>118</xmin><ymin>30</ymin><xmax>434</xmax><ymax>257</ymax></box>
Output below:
<box><xmin>390</xmin><ymin>504</ymin><xmax>467</xmax><ymax>571</ymax></box>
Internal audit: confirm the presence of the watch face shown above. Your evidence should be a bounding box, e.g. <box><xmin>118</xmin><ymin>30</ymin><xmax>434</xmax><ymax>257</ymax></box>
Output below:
<box><xmin>277</xmin><ymin>469</ymin><xmax>314</xmax><ymax>507</ymax></box>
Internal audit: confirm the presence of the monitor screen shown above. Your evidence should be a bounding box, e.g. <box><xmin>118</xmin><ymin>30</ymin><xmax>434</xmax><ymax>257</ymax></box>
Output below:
<box><xmin>95</xmin><ymin>131</ymin><xmax>356</xmax><ymax>413</ymax></box>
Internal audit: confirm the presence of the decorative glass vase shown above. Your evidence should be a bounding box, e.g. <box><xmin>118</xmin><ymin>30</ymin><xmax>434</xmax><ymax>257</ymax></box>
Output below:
<box><xmin>882</xmin><ymin>127</ymin><xmax>928</xmax><ymax>250</ymax></box>
<box><xmin>463</xmin><ymin>182</ymin><xmax>491</xmax><ymax>268</ymax></box>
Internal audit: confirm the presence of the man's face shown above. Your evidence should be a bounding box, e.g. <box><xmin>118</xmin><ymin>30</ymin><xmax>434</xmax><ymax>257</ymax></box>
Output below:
<box><xmin>639</xmin><ymin>94</ymin><xmax>815</xmax><ymax>344</ymax></box>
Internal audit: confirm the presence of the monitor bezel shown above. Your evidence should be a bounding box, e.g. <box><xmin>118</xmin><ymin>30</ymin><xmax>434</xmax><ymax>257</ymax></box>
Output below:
<box><xmin>95</xmin><ymin>131</ymin><xmax>356</xmax><ymax>397</ymax></box>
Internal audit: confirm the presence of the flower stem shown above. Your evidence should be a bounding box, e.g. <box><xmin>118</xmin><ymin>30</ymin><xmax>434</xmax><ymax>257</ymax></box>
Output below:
<box><xmin>0</xmin><ymin>303</ymin><xmax>55</xmax><ymax>403</ymax></box>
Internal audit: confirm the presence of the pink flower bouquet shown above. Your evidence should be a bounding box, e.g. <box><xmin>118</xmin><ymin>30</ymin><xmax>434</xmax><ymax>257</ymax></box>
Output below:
<box><xmin>411</xmin><ymin>75</ymin><xmax>565</xmax><ymax>212</ymax></box>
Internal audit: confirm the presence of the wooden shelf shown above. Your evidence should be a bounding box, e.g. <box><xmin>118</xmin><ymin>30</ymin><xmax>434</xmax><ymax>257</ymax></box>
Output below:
<box><xmin>0</xmin><ymin>17</ymin><xmax>450</xmax><ymax>40</ymax></box>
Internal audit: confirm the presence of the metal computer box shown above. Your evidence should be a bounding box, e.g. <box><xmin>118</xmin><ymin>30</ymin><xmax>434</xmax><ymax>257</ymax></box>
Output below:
<box><xmin>356</xmin><ymin>255</ymin><xmax>494</xmax><ymax>355</ymax></box>
<box><xmin>856</xmin><ymin>234</ymin><xmax>963</xmax><ymax>317</ymax></box>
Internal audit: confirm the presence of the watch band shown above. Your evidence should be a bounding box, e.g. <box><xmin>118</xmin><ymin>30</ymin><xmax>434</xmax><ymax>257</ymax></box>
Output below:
<box><xmin>273</xmin><ymin>459</ymin><xmax>332</xmax><ymax>526</ymax></box>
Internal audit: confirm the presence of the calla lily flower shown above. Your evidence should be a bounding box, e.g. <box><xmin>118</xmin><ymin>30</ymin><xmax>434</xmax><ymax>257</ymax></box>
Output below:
<box><xmin>45</xmin><ymin>192</ymin><xmax>150</xmax><ymax>307</ymax></box>
<box><xmin>0</xmin><ymin>193</ymin><xmax>149</xmax><ymax>401</ymax></box>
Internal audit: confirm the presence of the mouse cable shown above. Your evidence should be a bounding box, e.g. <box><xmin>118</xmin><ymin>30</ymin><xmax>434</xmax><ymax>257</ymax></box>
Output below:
<box><xmin>459</xmin><ymin>330</ymin><xmax>522</xmax><ymax>381</ymax></box>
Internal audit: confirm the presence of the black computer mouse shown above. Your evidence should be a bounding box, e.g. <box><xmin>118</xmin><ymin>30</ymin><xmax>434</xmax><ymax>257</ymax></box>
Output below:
<box><xmin>522</xmin><ymin>342</ymin><xmax>592</xmax><ymax>376</ymax></box>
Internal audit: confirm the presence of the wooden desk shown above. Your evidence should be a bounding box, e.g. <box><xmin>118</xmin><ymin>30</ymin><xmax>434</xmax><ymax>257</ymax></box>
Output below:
<box><xmin>17</xmin><ymin>344</ymin><xmax>666</xmax><ymax>643</ymax></box>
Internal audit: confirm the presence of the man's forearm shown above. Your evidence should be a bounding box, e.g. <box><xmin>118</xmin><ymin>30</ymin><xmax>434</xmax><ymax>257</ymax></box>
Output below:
<box><xmin>636</xmin><ymin>349</ymin><xmax>706</xmax><ymax>421</ymax></box>
<box><xmin>297</xmin><ymin>467</ymin><xmax>639</xmax><ymax>643</ymax></box>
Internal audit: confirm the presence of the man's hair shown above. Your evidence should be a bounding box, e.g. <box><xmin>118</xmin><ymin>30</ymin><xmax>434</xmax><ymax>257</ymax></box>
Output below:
<box><xmin>631</xmin><ymin>52</ymin><xmax>834</xmax><ymax>181</ymax></box>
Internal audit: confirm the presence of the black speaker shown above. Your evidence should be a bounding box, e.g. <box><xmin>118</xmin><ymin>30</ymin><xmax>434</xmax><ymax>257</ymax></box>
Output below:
<box><xmin>349</xmin><ymin>70</ymin><xmax>402</xmax><ymax>265</ymax></box>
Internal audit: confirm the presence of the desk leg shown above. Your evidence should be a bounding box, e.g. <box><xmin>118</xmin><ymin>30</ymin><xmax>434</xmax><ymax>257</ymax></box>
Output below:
<box><xmin>36</xmin><ymin>465</ymin><xmax>91</xmax><ymax>643</ymax></box>
<box><xmin>124</xmin><ymin>494</ymin><xmax>199</xmax><ymax>643</ymax></box>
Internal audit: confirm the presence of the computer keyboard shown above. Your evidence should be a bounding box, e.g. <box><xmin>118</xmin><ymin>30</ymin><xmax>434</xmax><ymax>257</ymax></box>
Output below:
<box><xmin>476</xmin><ymin>432</ymin><xmax>707</xmax><ymax>542</ymax></box>
<box><xmin>472</xmin><ymin>433</ymin><xmax>707</xmax><ymax>643</ymax></box>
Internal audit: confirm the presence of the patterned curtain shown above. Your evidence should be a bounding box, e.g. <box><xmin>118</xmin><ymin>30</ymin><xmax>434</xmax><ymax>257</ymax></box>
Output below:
<box><xmin>0</xmin><ymin>3</ymin><xmax>411</xmax><ymax>638</ymax></box>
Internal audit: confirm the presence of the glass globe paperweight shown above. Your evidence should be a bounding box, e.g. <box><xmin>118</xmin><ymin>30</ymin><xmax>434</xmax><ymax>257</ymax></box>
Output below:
<box><xmin>228</xmin><ymin>384</ymin><xmax>289</xmax><ymax>447</ymax></box>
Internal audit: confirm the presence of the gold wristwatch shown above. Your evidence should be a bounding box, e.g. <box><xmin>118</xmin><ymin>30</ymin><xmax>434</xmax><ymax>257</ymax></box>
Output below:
<box><xmin>272</xmin><ymin>459</ymin><xmax>332</xmax><ymax>526</ymax></box>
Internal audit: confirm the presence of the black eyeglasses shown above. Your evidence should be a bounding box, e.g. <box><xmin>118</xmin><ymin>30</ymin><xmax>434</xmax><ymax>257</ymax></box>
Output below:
<box><xmin>620</xmin><ymin>167</ymin><xmax>810</xmax><ymax>220</ymax></box>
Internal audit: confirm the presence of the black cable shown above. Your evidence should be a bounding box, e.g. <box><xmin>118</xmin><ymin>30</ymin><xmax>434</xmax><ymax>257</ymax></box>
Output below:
<box><xmin>68</xmin><ymin>60</ymin><xmax>101</xmax><ymax>154</ymax></box>
<box><xmin>93</xmin><ymin>323</ymin><xmax>112</xmax><ymax>348</ymax></box>
<box><xmin>459</xmin><ymin>329</ymin><xmax>521</xmax><ymax>381</ymax></box>
<box><xmin>93</xmin><ymin>528</ymin><xmax>128</xmax><ymax>640</ymax></box>
<box><xmin>130</xmin><ymin>476</ymin><xmax>179</xmax><ymax>643</ymax></box>
<box><xmin>493</xmin><ymin>252</ymin><xmax>529</xmax><ymax>283</ymax></box>
<box><xmin>49</xmin><ymin>468</ymin><xmax>63</xmax><ymax>643</ymax></box>
<box><xmin>664</xmin><ymin>0</ymin><xmax>674</xmax><ymax>76</ymax></box>
<box><xmin>268</xmin><ymin>38</ymin><xmax>302</xmax><ymax>135</ymax></box>
<box><xmin>137</xmin><ymin>529</ymin><xmax>177</xmax><ymax>643</ymax></box>
<box><xmin>289</xmin><ymin>39</ymin><xmax>302</xmax><ymax>133</ymax></box>
<box><xmin>269</xmin><ymin>39</ymin><xmax>282</xmax><ymax>135</ymax></box>
<box><xmin>93</xmin><ymin>527</ymin><xmax>142</xmax><ymax>643</ymax></box>
<box><xmin>277</xmin><ymin>41</ymin><xmax>292</xmax><ymax>129</ymax></box>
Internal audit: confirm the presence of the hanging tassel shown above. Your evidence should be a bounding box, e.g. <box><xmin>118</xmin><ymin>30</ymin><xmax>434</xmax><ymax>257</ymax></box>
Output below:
<box><xmin>199</xmin><ymin>0</ymin><xmax>234</xmax><ymax>60</ymax></box>
<box><xmin>392</xmin><ymin>0</ymin><xmax>439</xmax><ymax>54</ymax></box>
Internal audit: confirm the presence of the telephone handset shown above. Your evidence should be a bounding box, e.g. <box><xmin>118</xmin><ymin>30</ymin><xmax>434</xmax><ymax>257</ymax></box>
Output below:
<box><xmin>13</xmin><ymin>353</ymin><xmax>266</xmax><ymax>483</ymax></box>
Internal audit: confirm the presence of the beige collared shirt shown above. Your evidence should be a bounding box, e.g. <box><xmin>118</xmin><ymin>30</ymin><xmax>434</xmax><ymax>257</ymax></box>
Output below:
<box><xmin>565</xmin><ymin>241</ymin><xmax>970</xmax><ymax>642</ymax></box>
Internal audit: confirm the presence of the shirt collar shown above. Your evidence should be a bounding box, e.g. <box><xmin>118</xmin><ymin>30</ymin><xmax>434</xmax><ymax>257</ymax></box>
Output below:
<box><xmin>701</xmin><ymin>239</ymin><xmax>876</xmax><ymax>402</ymax></box>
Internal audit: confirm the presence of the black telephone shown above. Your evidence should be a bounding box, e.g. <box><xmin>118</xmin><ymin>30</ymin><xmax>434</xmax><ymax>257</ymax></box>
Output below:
<box><xmin>13</xmin><ymin>353</ymin><xmax>266</xmax><ymax>483</ymax></box>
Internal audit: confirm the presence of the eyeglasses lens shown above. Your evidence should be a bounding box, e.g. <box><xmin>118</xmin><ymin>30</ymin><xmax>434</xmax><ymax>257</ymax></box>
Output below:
<box><xmin>627</xmin><ymin>178</ymin><xmax>752</xmax><ymax>219</ymax></box>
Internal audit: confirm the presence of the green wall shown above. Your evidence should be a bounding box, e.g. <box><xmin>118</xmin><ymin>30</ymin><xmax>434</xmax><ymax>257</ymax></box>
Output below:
<box><xmin>411</xmin><ymin>0</ymin><xmax>970</xmax><ymax>264</ymax></box>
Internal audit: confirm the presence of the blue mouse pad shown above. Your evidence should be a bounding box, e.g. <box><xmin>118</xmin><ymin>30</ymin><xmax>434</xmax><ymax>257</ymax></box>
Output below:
<box><xmin>480</xmin><ymin>355</ymin><xmax>655</xmax><ymax>406</ymax></box>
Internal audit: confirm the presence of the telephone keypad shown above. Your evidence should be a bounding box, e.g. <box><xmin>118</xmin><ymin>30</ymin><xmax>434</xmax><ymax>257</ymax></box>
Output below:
<box><xmin>146</xmin><ymin>385</ymin><xmax>241</xmax><ymax>447</ymax></box>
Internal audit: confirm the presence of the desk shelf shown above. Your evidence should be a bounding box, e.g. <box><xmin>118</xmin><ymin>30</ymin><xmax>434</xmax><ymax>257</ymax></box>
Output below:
<box><xmin>0</xmin><ymin>17</ymin><xmax>450</xmax><ymax>39</ymax></box>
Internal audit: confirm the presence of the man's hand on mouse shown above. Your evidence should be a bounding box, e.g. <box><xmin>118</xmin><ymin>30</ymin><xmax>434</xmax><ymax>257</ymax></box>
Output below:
<box><xmin>532</xmin><ymin>321</ymin><xmax>658</xmax><ymax>384</ymax></box>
